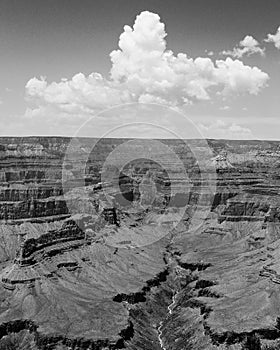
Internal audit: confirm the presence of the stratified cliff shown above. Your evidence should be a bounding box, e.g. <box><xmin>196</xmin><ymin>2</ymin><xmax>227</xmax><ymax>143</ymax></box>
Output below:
<box><xmin>1</xmin><ymin>137</ymin><xmax>280</xmax><ymax>349</ymax></box>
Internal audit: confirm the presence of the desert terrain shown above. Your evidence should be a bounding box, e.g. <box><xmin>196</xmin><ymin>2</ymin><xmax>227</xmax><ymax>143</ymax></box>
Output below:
<box><xmin>0</xmin><ymin>137</ymin><xmax>280</xmax><ymax>349</ymax></box>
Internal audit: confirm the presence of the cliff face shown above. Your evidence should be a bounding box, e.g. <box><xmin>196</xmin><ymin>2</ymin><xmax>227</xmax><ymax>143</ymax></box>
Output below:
<box><xmin>1</xmin><ymin>137</ymin><xmax>280</xmax><ymax>349</ymax></box>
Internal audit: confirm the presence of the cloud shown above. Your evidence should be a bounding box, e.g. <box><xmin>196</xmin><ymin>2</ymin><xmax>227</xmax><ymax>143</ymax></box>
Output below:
<box><xmin>221</xmin><ymin>35</ymin><xmax>265</xmax><ymax>58</ymax></box>
<box><xmin>25</xmin><ymin>73</ymin><xmax>129</xmax><ymax>115</ymax></box>
<box><xmin>220</xmin><ymin>105</ymin><xmax>230</xmax><ymax>111</ymax></box>
<box><xmin>265</xmin><ymin>26</ymin><xmax>280</xmax><ymax>49</ymax></box>
<box><xmin>199</xmin><ymin>119</ymin><xmax>253</xmax><ymax>139</ymax></box>
<box><xmin>206</xmin><ymin>50</ymin><xmax>214</xmax><ymax>56</ymax></box>
<box><xmin>25</xmin><ymin>11</ymin><xmax>269</xmax><ymax>123</ymax></box>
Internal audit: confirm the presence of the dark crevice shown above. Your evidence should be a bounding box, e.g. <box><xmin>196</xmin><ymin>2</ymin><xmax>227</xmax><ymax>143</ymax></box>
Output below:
<box><xmin>194</xmin><ymin>279</ymin><xmax>216</xmax><ymax>289</ymax></box>
<box><xmin>204</xmin><ymin>321</ymin><xmax>280</xmax><ymax>348</ymax></box>
<box><xmin>0</xmin><ymin>319</ymin><xmax>134</xmax><ymax>350</ymax></box>
<box><xmin>177</xmin><ymin>261</ymin><xmax>212</xmax><ymax>271</ymax></box>
<box><xmin>113</xmin><ymin>268</ymin><xmax>169</xmax><ymax>304</ymax></box>
<box><xmin>197</xmin><ymin>288</ymin><xmax>221</xmax><ymax>298</ymax></box>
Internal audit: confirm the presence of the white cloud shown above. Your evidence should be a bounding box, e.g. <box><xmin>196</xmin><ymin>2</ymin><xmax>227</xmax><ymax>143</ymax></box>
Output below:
<box><xmin>221</xmin><ymin>35</ymin><xmax>265</xmax><ymax>58</ymax></box>
<box><xmin>25</xmin><ymin>73</ymin><xmax>130</xmax><ymax>114</ymax></box>
<box><xmin>199</xmin><ymin>119</ymin><xmax>253</xmax><ymax>139</ymax></box>
<box><xmin>214</xmin><ymin>58</ymin><xmax>268</xmax><ymax>95</ymax></box>
<box><xmin>220</xmin><ymin>105</ymin><xmax>230</xmax><ymax>111</ymax></box>
<box><xmin>265</xmin><ymin>26</ymin><xmax>280</xmax><ymax>49</ymax></box>
<box><xmin>206</xmin><ymin>50</ymin><xmax>214</xmax><ymax>56</ymax></box>
<box><xmin>25</xmin><ymin>11</ymin><xmax>269</xmax><ymax>123</ymax></box>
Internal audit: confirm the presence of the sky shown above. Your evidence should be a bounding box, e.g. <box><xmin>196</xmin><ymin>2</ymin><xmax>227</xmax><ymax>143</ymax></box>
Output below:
<box><xmin>1</xmin><ymin>0</ymin><xmax>280</xmax><ymax>139</ymax></box>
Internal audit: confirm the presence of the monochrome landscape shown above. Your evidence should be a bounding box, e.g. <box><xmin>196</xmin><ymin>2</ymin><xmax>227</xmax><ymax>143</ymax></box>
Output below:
<box><xmin>1</xmin><ymin>1</ymin><xmax>280</xmax><ymax>349</ymax></box>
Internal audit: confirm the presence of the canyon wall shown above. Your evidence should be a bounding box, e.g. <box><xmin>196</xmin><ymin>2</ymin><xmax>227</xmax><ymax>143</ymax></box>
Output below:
<box><xmin>0</xmin><ymin>137</ymin><xmax>280</xmax><ymax>349</ymax></box>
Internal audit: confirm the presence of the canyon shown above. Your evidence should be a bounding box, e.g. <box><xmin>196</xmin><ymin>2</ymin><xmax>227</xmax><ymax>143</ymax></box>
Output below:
<box><xmin>0</xmin><ymin>137</ymin><xmax>280</xmax><ymax>349</ymax></box>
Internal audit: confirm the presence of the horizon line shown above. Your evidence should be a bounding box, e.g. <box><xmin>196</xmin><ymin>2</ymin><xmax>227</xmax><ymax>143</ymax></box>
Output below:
<box><xmin>0</xmin><ymin>135</ymin><xmax>280</xmax><ymax>142</ymax></box>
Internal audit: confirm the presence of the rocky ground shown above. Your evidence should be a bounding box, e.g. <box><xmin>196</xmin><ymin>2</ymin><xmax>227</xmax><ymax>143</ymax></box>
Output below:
<box><xmin>1</xmin><ymin>137</ymin><xmax>280</xmax><ymax>349</ymax></box>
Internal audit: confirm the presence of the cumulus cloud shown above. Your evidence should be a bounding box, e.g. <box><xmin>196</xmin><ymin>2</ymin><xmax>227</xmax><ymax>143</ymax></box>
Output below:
<box><xmin>265</xmin><ymin>26</ymin><xmax>280</xmax><ymax>49</ymax></box>
<box><xmin>25</xmin><ymin>11</ymin><xmax>269</xmax><ymax>120</ymax></box>
<box><xmin>199</xmin><ymin>120</ymin><xmax>253</xmax><ymax>139</ymax></box>
<box><xmin>25</xmin><ymin>73</ymin><xmax>130</xmax><ymax>115</ymax></box>
<box><xmin>221</xmin><ymin>35</ymin><xmax>265</xmax><ymax>58</ymax></box>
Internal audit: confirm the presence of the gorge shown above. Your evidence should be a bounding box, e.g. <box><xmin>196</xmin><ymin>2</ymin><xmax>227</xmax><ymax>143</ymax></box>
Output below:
<box><xmin>1</xmin><ymin>137</ymin><xmax>280</xmax><ymax>349</ymax></box>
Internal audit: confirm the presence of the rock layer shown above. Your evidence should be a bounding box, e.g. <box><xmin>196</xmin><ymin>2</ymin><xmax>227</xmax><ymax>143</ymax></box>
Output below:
<box><xmin>1</xmin><ymin>138</ymin><xmax>280</xmax><ymax>349</ymax></box>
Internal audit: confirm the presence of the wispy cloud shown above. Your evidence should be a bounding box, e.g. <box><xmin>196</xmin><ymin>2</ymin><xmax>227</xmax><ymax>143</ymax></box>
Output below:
<box><xmin>199</xmin><ymin>119</ymin><xmax>253</xmax><ymax>139</ymax></box>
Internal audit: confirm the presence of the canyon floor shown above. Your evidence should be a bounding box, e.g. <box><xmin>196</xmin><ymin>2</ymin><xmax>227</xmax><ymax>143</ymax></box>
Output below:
<box><xmin>1</xmin><ymin>137</ymin><xmax>280</xmax><ymax>349</ymax></box>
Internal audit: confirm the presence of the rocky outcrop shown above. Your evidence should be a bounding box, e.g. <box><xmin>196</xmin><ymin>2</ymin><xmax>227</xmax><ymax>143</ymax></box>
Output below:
<box><xmin>0</xmin><ymin>185</ymin><xmax>63</xmax><ymax>202</ymax></box>
<box><xmin>0</xmin><ymin>219</ymin><xmax>90</xmax><ymax>287</ymax></box>
<box><xmin>19</xmin><ymin>220</ymin><xmax>85</xmax><ymax>262</ymax></box>
<box><xmin>219</xmin><ymin>193</ymin><xmax>280</xmax><ymax>224</ymax></box>
<box><xmin>0</xmin><ymin>197</ymin><xmax>69</xmax><ymax>220</ymax></box>
<box><xmin>2</xmin><ymin>137</ymin><xmax>280</xmax><ymax>349</ymax></box>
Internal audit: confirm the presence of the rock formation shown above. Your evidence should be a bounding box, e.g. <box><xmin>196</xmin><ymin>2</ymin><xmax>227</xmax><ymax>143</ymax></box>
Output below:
<box><xmin>1</xmin><ymin>137</ymin><xmax>280</xmax><ymax>349</ymax></box>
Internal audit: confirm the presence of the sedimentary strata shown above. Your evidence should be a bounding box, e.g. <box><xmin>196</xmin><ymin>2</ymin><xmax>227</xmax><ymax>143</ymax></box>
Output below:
<box><xmin>1</xmin><ymin>138</ymin><xmax>280</xmax><ymax>349</ymax></box>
